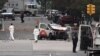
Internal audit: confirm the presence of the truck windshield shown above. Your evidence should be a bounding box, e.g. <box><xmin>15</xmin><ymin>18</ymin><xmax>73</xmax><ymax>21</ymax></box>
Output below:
<box><xmin>40</xmin><ymin>24</ymin><xmax>47</xmax><ymax>29</ymax></box>
<box><xmin>81</xmin><ymin>26</ymin><xmax>93</xmax><ymax>38</ymax></box>
<box><xmin>28</xmin><ymin>5</ymin><xmax>37</xmax><ymax>9</ymax></box>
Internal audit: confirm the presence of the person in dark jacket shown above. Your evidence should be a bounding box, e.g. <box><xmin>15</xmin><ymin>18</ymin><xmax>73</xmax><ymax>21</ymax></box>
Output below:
<box><xmin>20</xmin><ymin>12</ymin><xmax>24</xmax><ymax>23</ymax></box>
<box><xmin>72</xmin><ymin>30</ymin><xmax>78</xmax><ymax>53</ymax></box>
<box><xmin>72</xmin><ymin>23</ymin><xmax>78</xmax><ymax>53</ymax></box>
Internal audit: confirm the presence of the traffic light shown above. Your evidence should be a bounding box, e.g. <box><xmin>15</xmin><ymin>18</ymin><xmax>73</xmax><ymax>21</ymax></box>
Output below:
<box><xmin>87</xmin><ymin>4</ymin><xmax>95</xmax><ymax>16</ymax></box>
<box><xmin>91</xmin><ymin>4</ymin><xmax>95</xmax><ymax>14</ymax></box>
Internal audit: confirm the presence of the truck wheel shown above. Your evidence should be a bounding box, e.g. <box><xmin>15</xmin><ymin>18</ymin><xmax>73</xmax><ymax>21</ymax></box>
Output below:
<box><xmin>53</xmin><ymin>37</ymin><xmax>56</xmax><ymax>40</ymax></box>
<box><xmin>26</xmin><ymin>13</ymin><xmax>31</xmax><ymax>16</ymax></box>
<box><xmin>12</xmin><ymin>17</ymin><xmax>15</xmax><ymax>21</ymax></box>
<box><xmin>32</xmin><ymin>14</ymin><xmax>36</xmax><ymax>16</ymax></box>
<box><xmin>24</xmin><ymin>11</ymin><xmax>32</xmax><ymax>16</ymax></box>
<box><xmin>12</xmin><ymin>19</ymin><xmax>15</xmax><ymax>21</ymax></box>
<box><xmin>38</xmin><ymin>35</ymin><xmax>42</xmax><ymax>40</ymax></box>
<box><xmin>48</xmin><ymin>33</ymin><xmax>53</xmax><ymax>40</ymax></box>
<box><xmin>63</xmin><ymin>36</ymin><xmax>67</xmax><ymax>40</ymax></box>
<box><xmin>95</xmin><ymin>45</ymin><xmax>99</xmax><ymax>48</ymax></box>
<box><xmin>64</xmin><ymin>38</ymin><xmax>67</xmax><ymax>40</ymax></box>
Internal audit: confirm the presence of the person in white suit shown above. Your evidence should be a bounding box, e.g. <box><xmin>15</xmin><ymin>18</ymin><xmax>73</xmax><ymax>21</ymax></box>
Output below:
<box><xmin>33</xmin><ymin>26</ymin><xmax>39</xmax><ymax>43</ymax></box>
<box><xmin>9</xmin><ymin>23</ymin><xmax>14</xmax><ymax>40</ymax></box>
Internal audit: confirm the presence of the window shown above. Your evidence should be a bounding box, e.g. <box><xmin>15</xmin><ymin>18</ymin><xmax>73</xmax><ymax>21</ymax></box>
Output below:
<box><xmin>81</xmin><ymin>26</ymin><xmax>93</xmax><ymax>38</ymax></box>
<box><xmin>32</xmin><ymin>5</ymin><xmax>37</xmax><ymax>9</ymax></box>
<box><xmin>2</xmin><ymin>10</ymin><xmax>6</xmax><ymax>13</ymax></box>
<box><xmin>40</xmin><ymin>24</ymin><xmax>47</xmax><ymax>29</ymax></box>
<box><xmin>16</xmin><ymin>3</ymin><xmax>18</xmax><ymax>6</ymax></box>
<box><xmin>28</xmin><ymin>5</ymin><xmax>37</xmax><ymax>9</ymax></box>
<box><xmin>8</xmin><ymin>4</ymin><xmax>10</xmax><ymax>7</ymax></box>
<box><xmin>12</xmin><ymin>4</ymin><xmax>14</xmax><ymax>7</ymax></box>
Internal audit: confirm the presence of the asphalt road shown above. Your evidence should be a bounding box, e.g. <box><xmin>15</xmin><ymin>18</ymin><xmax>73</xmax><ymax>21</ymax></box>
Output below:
<box><xmin>0</xmin><ymin>51</ymin><xmax>86</xmax><ymax>56</ymax></box>
<box><xmin>0</xmin><ymin>16</ymin><xmax>50</xmax><ymax>40</ymax></box>
<box><xmin>0</xmin><ymin>16</ymin><xmax>87</xmax><ymax>56</ymax></box>
<box><xmin>0</xmin><ymin>40</ymin><xmax>86</xmax><ymax>56</ymax></box>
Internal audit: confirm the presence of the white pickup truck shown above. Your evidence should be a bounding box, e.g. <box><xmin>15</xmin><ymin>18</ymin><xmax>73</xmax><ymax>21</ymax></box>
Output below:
<box><xmin>94</xmin><ymin>25</ymin><xmax>100</xmax><ymax>46</ymax></box>
<box><xmin>38</xmin><ymin>23</ymin><xmax>71</xmax><ymax>40</ymax></box>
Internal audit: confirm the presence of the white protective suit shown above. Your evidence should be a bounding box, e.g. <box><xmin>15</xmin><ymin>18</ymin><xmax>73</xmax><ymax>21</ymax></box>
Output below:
<box><xmin>9</xmin><ymin>25</ymin><xmax>14</xmax><ymax>40</ymax></box>
<box><xmin>33</xmin><ymin>28</ymin><xmax>39</xmax><ymax>41</ymax></box>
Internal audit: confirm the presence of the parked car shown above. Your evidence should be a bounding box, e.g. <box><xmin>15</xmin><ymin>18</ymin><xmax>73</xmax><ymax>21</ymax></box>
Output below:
<box><xmin>1</xmin><ymin>8</ymin><xmax>15</xmax><ymax>20</ymax></box>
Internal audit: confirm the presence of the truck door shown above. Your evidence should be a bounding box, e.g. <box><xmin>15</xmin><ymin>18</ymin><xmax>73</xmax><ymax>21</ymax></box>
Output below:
<box><xmin>94</xmin><ymin>26</ymin><xmax>100</xmax><ymax>46</ymax></box>
<box><xmin>78</xmin><ymin>25</ymin><xmax>93</xmax><ymax>50</ymax></box>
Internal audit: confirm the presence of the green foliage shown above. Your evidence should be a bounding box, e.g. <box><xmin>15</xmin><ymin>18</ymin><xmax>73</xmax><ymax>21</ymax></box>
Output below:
<box><xmin>82</xmin><ymin>0</ymin><xmax>89</xmax><ymax>5</ymax></box>
<box><xmin>77</xmin><ymin>0</ymin><xmax>88</xmax><ymax>11</ymax></box>
<box><xmin>0</xmin><ymin>0</ymin><xmax>8</xmax><ymax>9</ymax></box>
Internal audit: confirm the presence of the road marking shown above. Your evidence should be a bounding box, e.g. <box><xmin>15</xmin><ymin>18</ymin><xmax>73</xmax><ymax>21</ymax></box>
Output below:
<box><xmin>49</xmin><ymin>53</ymin><xmax>51</xmax><ymax>56</ymax></box>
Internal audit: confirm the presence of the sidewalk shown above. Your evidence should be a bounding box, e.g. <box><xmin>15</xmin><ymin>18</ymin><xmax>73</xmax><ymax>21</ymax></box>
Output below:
<box><xmin>0</xmin><ymin>40</ymin><xmax>86</xmax><ymax>56</ymax></box>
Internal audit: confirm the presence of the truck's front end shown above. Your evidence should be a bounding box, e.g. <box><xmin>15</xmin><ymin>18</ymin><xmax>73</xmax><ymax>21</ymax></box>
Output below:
<box><xmin>25</xmin><ymin>4</ymin><xmax>38</xmax><ymax>16</ymax></box>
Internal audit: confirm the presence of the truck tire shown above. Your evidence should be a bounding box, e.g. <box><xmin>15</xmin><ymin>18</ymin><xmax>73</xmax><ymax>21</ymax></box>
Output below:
<box><xmin>48</xmin><ymin>33</ymin><xmax>52</xmax><ymax>40</ymax></box>
<box><xmin>49</xmin><ymin>33</ymin><xmax>56</xmax><ymax>40</ymax></box>
<box><xmin>32</xmin><ymin>14</ymin><xmax>36</xmax><ymax>16</ymax></box>
<box><xmin>12</xmin><ymin>17</ymin><xmax>15</xmax><ymax>21</ymax></box>
<box><xmin>24</xmin><ymin>11</ymin><xmax>32</xmax><ymax>16</ymax></box>
<box><xmin>26</xmin><ymin>12</ymin><xmax>31</xmax><ymax>16</ymax></box>
<box><xmin>38</xmin><ymin>35</ymin><xmax>42</xmax><ymax>40</ymax></box>
<box><xmin>63</xmin><ymin>34</ymin><xmax>68</xmax><ymax>40</ymax></box>
<box><xmin>64</xmin><ymin>37</ymin><xmax>67</xmax><ymax>40</ymax></box>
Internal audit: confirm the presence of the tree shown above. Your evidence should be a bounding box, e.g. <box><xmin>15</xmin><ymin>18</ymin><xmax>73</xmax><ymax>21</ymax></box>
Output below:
<box><xmin>52</xmin><ymin>0</ymin><xmax>89</xmax><ymax>11</ymax></box>
<box><xmin>38</xmin><ymin>0</ymin><xmax>100</xmax><ymax>15</ymax></box>
<box><xmin>37</xmin><ymin>0</ymin><xmax>52</xmax><ymax>13</ymax></box>
<box><xmin>0</xmin><ymin>0</ymin><xmax>8</xmax><ymax>9</ymax></box>
<box><xmin>52</xmin><ymin>0</ymin><xmax>69</xmax><ymax>11</ymax></box>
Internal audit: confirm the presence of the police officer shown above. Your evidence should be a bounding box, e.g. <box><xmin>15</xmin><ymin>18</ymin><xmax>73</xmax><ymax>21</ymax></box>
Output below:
<box><xmin>33</xmin><ymin>26</ymin><xmax>39</xmax><ymax>43</ymax></box>
<box><xmin>20</xmin><ymin>12</ymin><xmax>24</xmax><ymax>23</ymax></box>
<box><xmin>9</xmin><ymin>23</ymin><xmax>15</xmax><ymax>41</ymax></box>
<box><xmin>72</xmin><ymin>23</ymin><xmax>78</xmax><ymax>53</ymax></box>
